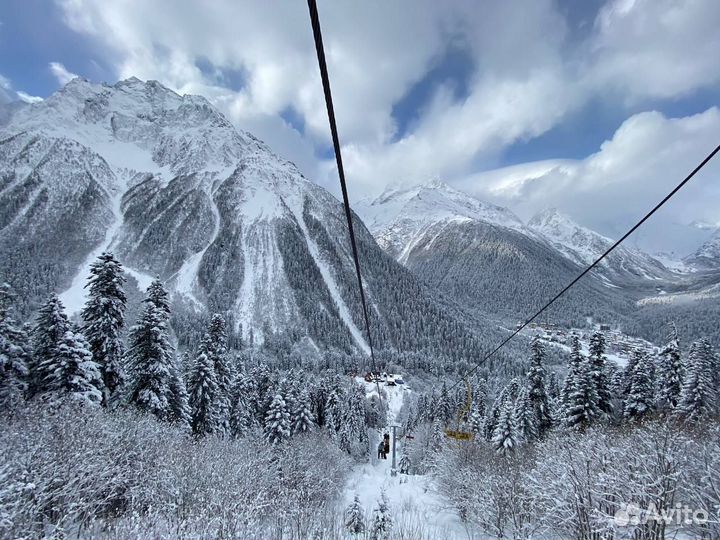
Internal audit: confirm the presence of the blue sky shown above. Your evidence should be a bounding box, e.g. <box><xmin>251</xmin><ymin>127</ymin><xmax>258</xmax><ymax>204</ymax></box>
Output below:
<box><xmin>1</xmin><ymin>0</ymin><xmax>719</xmax><ymax>253</ymax></box>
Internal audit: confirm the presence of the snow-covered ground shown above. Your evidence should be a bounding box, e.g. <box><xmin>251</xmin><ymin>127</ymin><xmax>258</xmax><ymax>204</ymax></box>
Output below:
<box><xmin>344</xmin><ymin>377</ymin><xmax>476</xmax><ymax>539</ymax></box>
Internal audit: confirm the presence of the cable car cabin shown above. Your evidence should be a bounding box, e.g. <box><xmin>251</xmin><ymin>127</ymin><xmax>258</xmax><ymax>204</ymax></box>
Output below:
<box><xmin>444</xmin><ymin>429</ymin><xmax>474</xmax><ymax>441</ymax></box>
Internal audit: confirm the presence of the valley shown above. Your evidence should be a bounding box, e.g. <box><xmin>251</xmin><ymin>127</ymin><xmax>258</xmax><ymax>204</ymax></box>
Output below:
<box><xmin>0</xmin><ymin>76</ymin><xmax>719</xmax><ymax>540</ymax></box>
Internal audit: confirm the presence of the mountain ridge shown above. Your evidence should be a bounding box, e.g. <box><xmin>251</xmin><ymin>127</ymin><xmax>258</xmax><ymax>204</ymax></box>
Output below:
<box><xmin>0</xmin><ymin>77</ymin><xmax>492</xmax><ymax>360</ymax></box>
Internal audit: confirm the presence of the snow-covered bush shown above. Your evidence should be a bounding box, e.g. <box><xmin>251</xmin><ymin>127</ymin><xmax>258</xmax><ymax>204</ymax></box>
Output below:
<box><xmin>0</xmin><ymin>402</ymin><xmax>350</xmax><ymax>539</ymax></box>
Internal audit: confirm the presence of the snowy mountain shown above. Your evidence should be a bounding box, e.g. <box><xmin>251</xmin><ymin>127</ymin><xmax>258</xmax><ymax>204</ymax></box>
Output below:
<box><xmin>685</xmin><ymin>228</ymin><xmax>720</xmax><ymax>269</ymax></box>
<box><xmin>527</xmin><ymin>209</ymin><xmax>672</xmax><ymax>284</ymax></box>
<box><xmin>0</xmin><ymin>77</ymin><xmax>486</xmax><ymax>357</ymax></box>
<box><xmin>355</xmin><ymin>179</ymin><xmax>529</xmax><ymax>263</ymax></box>
<box><xmin>355</xmin><ymin>180</ymin><xmax>635</xmax><ymax>327</ymax></box>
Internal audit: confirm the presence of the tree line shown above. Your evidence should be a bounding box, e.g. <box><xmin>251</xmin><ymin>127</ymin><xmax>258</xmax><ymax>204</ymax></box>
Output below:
<box><xmin>0</xmin><ymin>252</ymin><xmax>379</xmax><ymax>451</ymax></box>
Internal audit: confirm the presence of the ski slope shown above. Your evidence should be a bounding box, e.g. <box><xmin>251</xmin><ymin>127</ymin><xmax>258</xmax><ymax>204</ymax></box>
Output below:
<box><xmin>344</xmin><ymin>377</ymin><xmax>476</xmax><ymax>539</ymax></box>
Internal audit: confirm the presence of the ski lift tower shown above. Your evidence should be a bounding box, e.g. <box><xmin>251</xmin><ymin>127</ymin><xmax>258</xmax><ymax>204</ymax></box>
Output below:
<box><xmin>390</xmin><ymin>424</ymin><xmax>400</xmax><ymax>477</ymax></box>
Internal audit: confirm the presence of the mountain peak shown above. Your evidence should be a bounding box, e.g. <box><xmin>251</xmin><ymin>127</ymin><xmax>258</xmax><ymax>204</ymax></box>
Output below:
<box><xmin>528</xmin><ymin>207</ymin><xmax>670</xmax><ymax>279</ymax></box>
<box><xmin>685</xmin><ymin>228</ymin><xmax>720</xmax><ymax>268</ymax></box>
<box><xmin>0</xmin><ymin>76</ymin><xmax>489</xmax><ymax>357</ymax></box>
<box><xmin>355</xmin><ymin>179</ymin><xmax>527</xmax><ymax>261</ymax></box>
<box><xmin>360</xmin><ymin>180</ymin><xmax>525</xmax><ymax>233</ymax></box>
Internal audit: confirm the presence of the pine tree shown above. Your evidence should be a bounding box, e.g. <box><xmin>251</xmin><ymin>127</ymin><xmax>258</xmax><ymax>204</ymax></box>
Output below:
<box><xmin>370</xmin><ymin>491</ymin><xmax>392</xmax><ymax>540</ymax></box>
<box><xmin>513</xmin><ymin>385</ymin><xmax>538</xmax><ymax>443</ymax></box>
<box><xmin>563</xmin><ymin>337</ymin><xmax>599</xmax><ymax>430</ymax></box>
<box><xmin>229</xmin><ymin>373</ymin><xmax>256</xmax><ymax>437</ymax></box>
<box><xmin>81</xmin><ymin>252</ymin><xmax>127</xmax><ymax>405</ymax></box>
<box><xmin>526</xmin><ymin>337</ymin><xmax>553</xmax><ymax>437</ymax></box>
<box><xmin>145</xmin><ymin>277</ymin><xmax>170</xmax><ymax>320</ymax></box>
<box><xmin>429</xmin><ymin>418</ymin><xmax>444</xmax><ymax>453</ymax></box>
<box><xmin>656</xmin><ymin>324</ymin><xmax>684</xmax><ymax>410</ymax></box>
<box><xmin>0</xmin><ymin>283</ymin><xmax>30</xmax><ymax>404</ymax></box>
<box><xmin>468</xmin><ymin>398</ymin><xmax>485</xmax><ymax>434</ymax></box>
<box><xmin>125</xmin><ymin>298</ymin><xmax>175</xmax><ymax>421</ymax></box>
<box><xmin>345</xmin><ymin>494</ymin><xmax>366</xmax><ymax>536</ymax></box>
<box><xmin>547</xmin><ymin>371</ymin><xmax>561</xmax><ymax>400</ymax></box>
<box><xmin>492</xmin><ymin>394</ymin><xmax>517</xmax><ymax>454</ymax></box>
<box><xmin>264</xmin><ymin>392</ymin><xmax>291</xmax><ymax>445</ymax></box>
<box><xmin>621</xmin><ymin>350</ymin><xmax>640</xmax><ymax>398</ymax></box>
<box><xmin>589</xmin><ymin>332</ymin><xmax>613</xmax><ymax>416</ymax></box>
<box><xmin>197</xmin><ymin>314</ymin><xmax>234</xmax><ymax>434</ymax></box>
<box><xmin>624</xmin><ymin>350</ymin><xmax>655</xmax><ymax>421</ymax></box>
<box><xmin>677</xmin><ymin>339</ymin><xmax>717</xmax><ymax>421</ymax></box>
<box><xmin>324</xmin><ymin>385</ymin><xmax>344</xmax><ymax>437</ymax></box>
<box><xmin>31</xmin><ymin>294</ymin><xmax>70</xmax><ymax>396</ymax></box>
<box><xmin>167</xmin><ymin>355</ymin><xmax>190</xmax><ymax>427</ymax></box>
<box><xmin>188</xmin><ymin>351</ymin><xmax>221</xmax><ymax>436</ymax></box>
<box><xmin>438</xmin><ymin>382</ymin><xmax>452</xmax><ymax>423</ymax></box>
<box><xmin>44</xmin><ymin>330</ymin><xmax>103</xmax><ymax>406</ymax></box>
<box><xmin>483</xmin><ymin>396</ymin><xmax>503</xmax><ymax>442</ymax></box>
<box><xmin>291</xmin><ymin>388</ymin><xmax>314</xmax><ymax>435</ymax></box>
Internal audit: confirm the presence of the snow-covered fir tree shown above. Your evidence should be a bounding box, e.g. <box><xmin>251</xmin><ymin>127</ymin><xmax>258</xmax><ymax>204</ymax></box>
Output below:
<box><xmin>124</xmin><ymin>286</ymin><xmax>175</xmax><ymax>421</ymax></box>
<box><xmin>623</xmin><ymin>350</ymin><xmax>655</xmax><ymax>421</ymax></box>
<box><xmin>81</xmin><ymin>252</ymin><xmax>127</xmax><ymax>405</ymax></box>
<box><xmin>0</xmin><ymin>283</ymin><xmax>30</xmax><ymax>404</ymax></box>
<box><xmin>526</xmin><ymin>337</ymin><xmax>553</xmax><ymax>437</ymax></box>
<box><xmin>188</xmin><ymin>351</ymin><xmax>221</xmax><ymax>436</ymax></box>
<box><xmin>345</xmin><ymin>494</ymin><xmax>365</xmax><ymax>536</ymax></box>
<box><xmin>438</xmin><ymin>382</ymin><xmax>453</xmax><ymax>423</ymax></box>
<box><xmin>31</xmin><ymin>294</ymin><xmax>70</xmax><ymax>396</ymax></box>
<box><xmin>324</xmin><ymin>384</ymin><xmax>343</xmax><ymax>438</ymax></box>
<box><xmin>563</xmin><ymin>335</ymin><xmax>599</xmax><ymax>430</ymax></box>
<box><xmin>513</xmin><ymin>385</ymin><xmax>538</xmax><ymax>443</ymax></box>
<box><xmin>483</xmin><ymin>395</ymin><xmax>503</xmax><ymax>442</ymax></box>
<box><xmin>198</xmin><ymin>314</ymin><xmax>234</xmax><ymax>432</ymax></box>
<box><xmin>264</xmin><ymin>392</ymin><xmax>291</xmax><ymax>445</ymax></box>
<box><xmin>167</xmin><ymin>355</ymin><xmax>190</xmax><ymax>427</ymax></box>
<box><xmin>44</xmin><ymin>330</ymin><xmax>103</xmax><ymax>406</ymax></box>
<box><xmin>342</xmin><ymin>386</ymin><xmax>370</xmax><ymax>456</ymax></box>
<box><xmin>677</xmin><ymin>339</ymin><xmax>717</xmax><ymax>421</ymax></box>
<box><xmin>656</xmin><ymin>323</ymin><xmax>684</xmax><ymax>410</ymax></box>
<box><xmin>291</xmin><ymin>387</ymin><xmax>314</xmax><ymax>435</ymax></box>
<box><xmin>492</xmin><ymin>394</ymin><xmax>518</xmax><ymax>454</ymax></box>
<box><xmin>468</xmin><ymin>398</ymin><xmax>485</xmax><ymax>435</ymax></box>
<box><xmin>229</xmin><ymin>373</ymin><xmax>256</xmax><ymax>437</ymax></box>
<box><xmin>547</xmin><ymin>371</ymin><xmax>561</xmax><ymax>400</ymax></box>
<box><xmin>430</xmin><ymin>418</ymin><xmax>444</xmax><ymax>453</ymax></box>
<box><xmin>145</xmin><ymin>277</ymin><xmax>171</xmax><ymax>320</ymax></box>
<box><xmin>589</xmin><ymin>332</ymin><xmax>613</xmax><ymax>416</ymax></box>
<box><xmin>370</xmin><ymin>490</ymin><xmax>392</xmax><ymax>540</ymax></box>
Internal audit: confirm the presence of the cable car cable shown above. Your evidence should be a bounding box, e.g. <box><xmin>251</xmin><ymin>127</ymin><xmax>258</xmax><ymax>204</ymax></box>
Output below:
<box><xmin>305</xmin><ymin>0</ymin><xmax>720</xmax><ymax>429</ymax></box>
<box><xmin>306</xmin><ymin>0</ymin><xmax>384</xmax><ymax>403</ymax></box>
<box><xmin>430</xmin><ymin>141</ymin><xmax>720</xmax><ymax>422</ymax></box>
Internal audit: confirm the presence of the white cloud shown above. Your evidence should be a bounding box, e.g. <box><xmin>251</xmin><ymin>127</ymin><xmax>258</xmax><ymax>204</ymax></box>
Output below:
<box><xmin>52</xmin><ymin>0</ymin><xmax>720</xmax><ymax>251</ymax></box>
<box><xmin>49</xmin><ymin>61</ymin><xmax>79</xmax><ymax>85</ymax></box>
<box><xmin>461</xmin><ymin>107</ymin><xmax>720</xmax><ymax>254</ymax></box>
<box><xmin>0</xmin><ymin>73</ymin><xmax>43</xmax><ymax>104</ymax></box>
<box><xmin>16</xmin><ymin>91</ymin><xmax>43</xmax><ymax>103</ymax></box>
<box><xmin>589</xmin><ymin>0</ymin><xmax>720</xmax><ymax>100</ymax></box>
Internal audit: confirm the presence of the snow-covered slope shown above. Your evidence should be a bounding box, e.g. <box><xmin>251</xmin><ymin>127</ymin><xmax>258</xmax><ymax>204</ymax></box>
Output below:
<box><xmin>355</xmin><ymin>179</ymin><xmax>528</xmax><ymax>263</ymax></box>
<box><xmin>356</xmin><ymin>180</ymin><xmax>636</xmax><ymax>327</ymax></box>
<box><xmin>685</xmin><ymin>228</ymin><xmax>720</xmax><ymax>269</ymax></box>
<box><xmin>527</xmin><ymin>209</ymin><xmax>672</xmax><ymax>284</ymax></box>
<box><xmin>0</xmin><ymin>78</ymin><xmax>485</xmax><ymax>357</ymax></box>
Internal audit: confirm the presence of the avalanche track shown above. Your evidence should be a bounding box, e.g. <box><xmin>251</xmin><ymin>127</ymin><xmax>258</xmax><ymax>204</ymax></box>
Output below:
<box><xmin>343</xmin><ymin>378</ymin><xmax>475</xmax><ymax>539</ymax></box>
